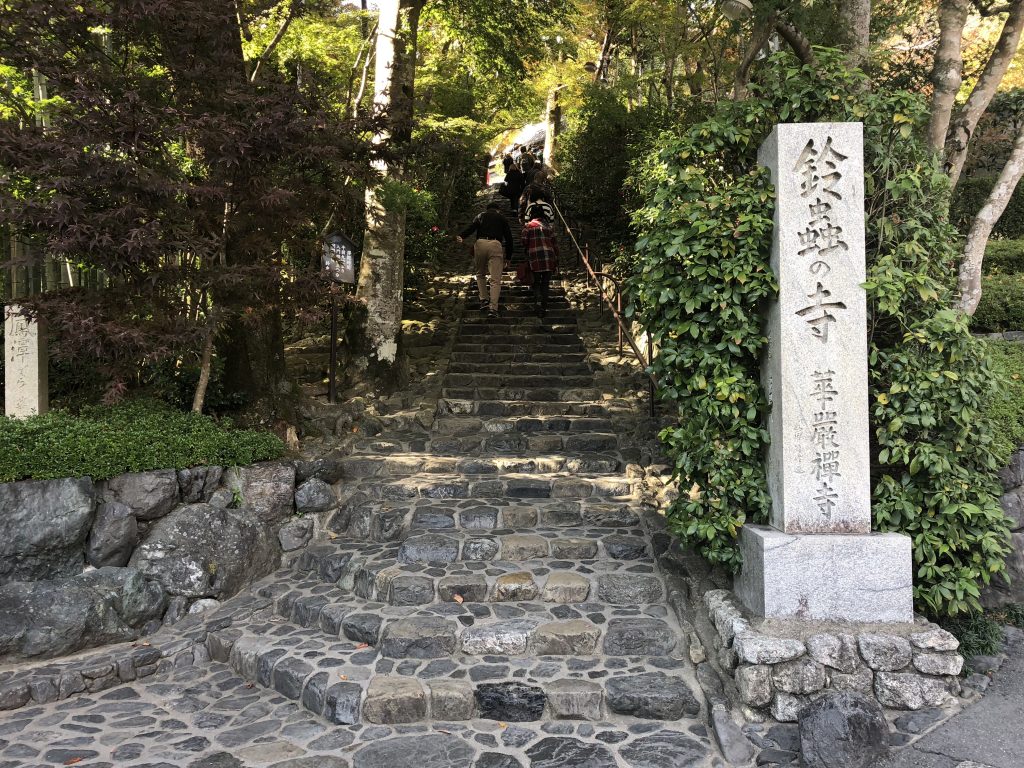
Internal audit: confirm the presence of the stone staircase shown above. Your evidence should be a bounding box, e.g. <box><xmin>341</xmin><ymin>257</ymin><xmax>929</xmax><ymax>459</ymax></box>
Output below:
<box><xmin>201</xmin><ymin>281</ymin><xmax>719</xmax><ymax>762</ymax></box>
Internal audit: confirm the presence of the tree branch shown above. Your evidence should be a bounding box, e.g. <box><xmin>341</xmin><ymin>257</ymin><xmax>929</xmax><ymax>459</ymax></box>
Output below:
<box><xmin>973</xmin><ymin>0</ymin><xmax>1014</xmax><ymax>15</ymax></box>
<box><xmin>249</xmin><ymin>0</ymin><xmax>301</xmax><ymax>84</ymax></box>
<box><xmin>946</xmin><ymin>0</ymin><xmax>1024</xmax><ymax>187</ymax></box>
<box><xmin>734</xmin><ymin>11</ymin><xmax>777</xmax><ymax>100</ymax></box>
<box><xmin>775</xmin><ymin>17</ymin><xmax>815</xmax><ymax>65</ymax></box>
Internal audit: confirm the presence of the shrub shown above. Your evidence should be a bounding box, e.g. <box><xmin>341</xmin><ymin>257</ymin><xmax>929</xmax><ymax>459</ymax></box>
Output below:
<box><xmin>983</xmin><ymin>239</ymin><xmax>1024</xmax><ymax>275</ymax></box>
<box><xmin>942</xmin><ymin>611</ymin><xmax>1004</xmax><ymax>657</ymax></box>
<box><xmin>628</xmin><ymin>50</ymin><xmax>1012</xmax><ymax>617</ymax></box>
<box><xmin>986</xmin><ymin>340</ymin><xmax>1024</xmax><ymax>463</ymax></box>
<box><xmin>0</xmin><ymin>401</ymin><xmax>284</xmax><ymax>482</ymax></box>
<box><xmin>973</xmin><ymin>275</ymin><xmax>1024</xmax><ymax>332</ymax></box>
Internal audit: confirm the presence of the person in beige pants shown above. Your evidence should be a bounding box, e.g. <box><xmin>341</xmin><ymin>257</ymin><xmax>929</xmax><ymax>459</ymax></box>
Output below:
<box><xmin>457</xmin><ymin>202</ymin><xmax>513</xmax><ymax>317</ymax></box>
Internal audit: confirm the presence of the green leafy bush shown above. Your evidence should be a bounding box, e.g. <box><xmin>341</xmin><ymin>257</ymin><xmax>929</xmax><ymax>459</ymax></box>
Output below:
<box><xmin>973</xmin><ymin>274</ymin><xmax>1024</xmax><ymax>332</ymax></box>
<box><xmin>554</xmin><ymin>85</ymin><xmax>672</xmax><ymax>243</ymax></box>
<box><xmin>0</xmin><ymin>401</ymin><xmax>284</xmax><ymax>482</ymax></box>
<box><xmin>942</xmin><ymin>611</ymin><xmax>1005</xmax><ymax>657</ymax></box>
<box><xmin>628</xmin><ymin>50</ymin><xmax>1012</xmax><ymax>617</ymax></box>
<box><xmin>986</xmin><ymin>340</ymin><xmax>1024</xmax><ymax>463</ymax></box>
<box><xmin>983</xmin><ymin>239</ymin><xmax>1024</xmax><ymax>275</ymax></box>
<box><xmin>951</xmin><ymin>174</ymin><xmax>1024</xmax><ymax>240</ymax></box>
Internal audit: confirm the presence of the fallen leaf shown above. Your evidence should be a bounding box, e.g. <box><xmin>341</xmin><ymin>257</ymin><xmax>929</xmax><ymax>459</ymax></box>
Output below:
<box><xmin>246</xmin><ymin>682</ymin><xmax>254</xmax><ymax>689</ymax></box>
<box><xmin>142</xmin><ymin>641</ymin><xmax>151</xmax><ymax>647</ymax></box>
<box><xmin>64</xmin><ymin>759</ymin><xmax>83</xmax><ymax>765</ymax></box>
<box><xmin>339</xmin><ymin>673</ymin><xmax>348</xmax><ymax>680</ymax></box>
<box><xmin>357</xmin><ymin>643</ymin><xmax>369</xmax><ymax>649</ymax></box>
<box><xmin>499</xmin><ymin>722</ymin><xmax>508</xmax><ymax>729</ymax></box>
<box><xmin>438</xmin><ymin>729</ymin><xmax>451</xmax><ymax>734</ymax></box>
<box><xmin>453</xmin><ymin>594</ymin><xmax>464</xmax><ymax>604</ymax></box>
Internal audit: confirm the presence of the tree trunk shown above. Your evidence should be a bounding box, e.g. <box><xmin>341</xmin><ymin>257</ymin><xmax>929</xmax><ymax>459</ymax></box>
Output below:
<box><xmin>356</xmin><ymin>0</ymin><xmax>422</xmax><ymax>381</ymax></box>
<box><xmin>837</xmin><ymin>0</ymin><xmax>871</xmax><ymax>65</ymax></box>
<box><xmin>543</xmin><ymin>85</ymin><xmax>562</xmax><ymax>169</ymax></box>
<box><xmin>957</xmin><ymin>121</ymin><xmax>1024</xmax><ymax>314</ymax></box>
<box><xmin>946</xmin><ymin>0</ymin><xmax>1024</xmax><ymax>187</ymax></box>
<box><xmin>734</xmin><ymin>11</ymin><xmax>776</xmax><ymax>100</ymax></box>
<box><xmin>927</xmin><ymin>0</ymin><xmax>971</xmax><ymax>154</ymax></box>
<box><xmin>191</xmin><ymin>318</ymin><xmax>216</xmax><ymax>413</ymax></box>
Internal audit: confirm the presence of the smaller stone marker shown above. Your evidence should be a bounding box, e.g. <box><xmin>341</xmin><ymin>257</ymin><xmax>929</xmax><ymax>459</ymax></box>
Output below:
<box><xmin>4</xmin><ymin>304</ymin><xmax>48</xmax><ymax>418</ymax></box>
<box><xmin>734</xmin><ymin>122</ymin><xmax>912</xmax><ymax>623</ymax></box>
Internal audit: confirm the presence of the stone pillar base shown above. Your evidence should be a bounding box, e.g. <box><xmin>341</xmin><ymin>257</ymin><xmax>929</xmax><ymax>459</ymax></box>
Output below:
<box><xmin>735</xmin><ymin>525</ymin><xmax>914</xmax><ymax>623</ymax></box>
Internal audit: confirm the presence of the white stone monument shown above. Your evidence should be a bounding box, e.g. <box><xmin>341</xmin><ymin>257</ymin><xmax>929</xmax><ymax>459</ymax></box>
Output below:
<box><xmin>4</xmin><ymin>304</ymin><xmax>48</xmax><ymax>418</ymax></box>
<box><xmin>734</xmin><ymin>123</ymin><xmax>913</xmax><ymax>623</ymax></box>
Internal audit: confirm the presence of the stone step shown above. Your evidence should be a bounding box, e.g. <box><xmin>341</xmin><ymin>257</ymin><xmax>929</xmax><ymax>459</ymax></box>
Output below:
<box><xmin>209</xmin><ymin>617</ymin><xmax>701</xmax><ymax>725</ymax></box>
<box><xmin>445</xmin><ymin>373</ymin><xmax>594</xmax><ymax>389</ymax></box>
<box><xmin>449</xmin><ymin>351</ymin><xmax>589</xmax><ymax>364</ymax></box>
<box><xmin>457</xmin><ymin>324</ymin><xmax>578</xmax><ymax>337</ymax></box>
<box><xmin>293</xmin><ymin>546</ymin><xmax>666</xmax><ymax>607</ymax></box>
<box><xmin>434</xmin><ymin>415</ymin><xmax>615</xmax><ymax>436</ymax></box>
<box><xmin>461</xmin><ymin>310</ymin><xmax>577</xmax><ymax>322</ymax></box>
<box><xmin>354</xmin><ymin>472</ymin><xmax>637</xmax><ymax>502</ymax></box>
<box><xmin>438</xmin><ymin>398</ymin><xmax>610</xmax><ymax>417</ymax></box>
<box><xmin>336</xmin><ymin>452</ymin><xmax>623</xmax><ymax>479</ymax></box>
<box><xmin>258</xmin><ymin>583</ymin><xmax>679</xmax><ymax>660</ymax></box>
<box><xmin>440</xmin><ymin>386</ymin><xmax>604</xmax><ymax>402</ymax></box>
<box><xmin>447</xmin><ymin>361</ymin><xmax>592</xmax><ymax>376</ymax></box>
<box><xmin>349</xmin><ymin>431</ymin><xmax>622</xmax><ymax>456</ymax></box>
<box><xmin>393</xmin><ymin>528</ymin><xmax>650</xmax><ymax>564</ymax></box>
<box><xmin>329</xmin><ymin>497</ymin><xmax>642</xmax><ymax>541</ymax></box>
<box><xmin>450</xmin><ymin>342</ymin><xmax>589</xmax><ymax>355</ymax></box>
<box><xmin>454</xmin><ymin>332</ymin><xmax>582</xmax><ymax>346</ymax></box>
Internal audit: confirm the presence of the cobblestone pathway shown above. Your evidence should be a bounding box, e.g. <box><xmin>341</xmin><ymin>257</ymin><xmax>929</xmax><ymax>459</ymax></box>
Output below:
<box><xmin>0</xmin><ymin>283</ymin><xmax>724</xmax><ymax>767</ymax></box>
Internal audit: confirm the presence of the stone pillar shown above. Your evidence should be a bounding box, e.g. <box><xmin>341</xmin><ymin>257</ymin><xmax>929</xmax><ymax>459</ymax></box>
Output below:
<box><xmin>4</xmin><ymin>304</ymin><xmax>48</xmax><ymax>418</ymax></box>
<box><xmin>734</xmin><ymin>122</ymin><xmax>913</xmax><ymax>623</ymax></box>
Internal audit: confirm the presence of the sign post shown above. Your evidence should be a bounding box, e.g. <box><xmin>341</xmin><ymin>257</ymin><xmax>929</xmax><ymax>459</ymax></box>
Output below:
<box><xmin>734</xmin><ymin>123</ymin><xmax>913</xmax><ymax>623</ymax></box>
<box><xmin>321</xmin><ymin>232</ymin><xmax>357</xmax><ymax>404</ymax></box>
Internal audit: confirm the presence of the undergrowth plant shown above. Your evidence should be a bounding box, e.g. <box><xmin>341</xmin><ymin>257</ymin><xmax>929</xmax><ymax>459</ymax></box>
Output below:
<box><xmin>627</xmin><ymin>50</ymin><xmax>1012</xmax><ymax>617</ymax></box>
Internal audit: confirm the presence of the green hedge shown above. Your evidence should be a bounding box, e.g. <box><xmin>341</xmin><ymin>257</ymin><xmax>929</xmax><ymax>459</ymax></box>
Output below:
<box><xmin>984</xmin><ymin>239</ymin><xmax>1024</xmax><ymax>275</ymax></box>
<box><xmin>0</xmin><ymin>401</ymin><xmax>285</xmax><ymax>482</ymax></box>
<box><xmin>987</xmin><ymin>340</ymin><xmax>1024</xmax><ymax>463</ymax></box>
<box><xmin>973</xmin><ymin>274</ymin><xmax>1024</xmax><ymax>332</ymax></box>
<box><xmin>952</xmin><ymin>175</ymin><xmax>1024</xmax><ymax>240</ymax></box>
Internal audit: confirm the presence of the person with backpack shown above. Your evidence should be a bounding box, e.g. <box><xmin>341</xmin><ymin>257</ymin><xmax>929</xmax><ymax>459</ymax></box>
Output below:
<box><xmin>457</xmin><ymin>202</ymin><xmax>514</xmax><ymax>317</ymax></box>
<box><xmin>521</xmin><ymin>201</ymin><xmax>559</xmax><ymax>319</ymax></box>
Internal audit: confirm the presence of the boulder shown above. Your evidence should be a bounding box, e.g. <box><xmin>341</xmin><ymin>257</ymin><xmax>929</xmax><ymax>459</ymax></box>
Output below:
<box><xmin>798</xmin><ymin>691</ymin><xmax>889</xmax><ymax>768</ymax></box>
<box><xmin>177</xmin><ymin>466</ymin><xmax>224</xmax><ymax>504</ymax></box>
<box><xmin>223</xmin><ymin>463</ymin><xmax>296</xmax><ymax>524</ymax></box>
<box><xmin>294</xmin><ymin>458</ymin><xmax>344</xmax><ymax>485</ymax></box>
<box><xmin>294</xmin><ymin>478</ymin><xmax>336</xmax><ymax>515</ymax></box>
<box><xmin>0</xmin><ymin>477</ymin><xmax>95</xmax><ymax>583</ymax></box>
<box><xmin>86</xmin><ymin>502</ymin><xmax>138</xmax><ymax>568</ymax></box>
<box><xmin>101</xmin><ymin>470</ymin><xmax>179</xmax><ymax>521</ymax></box>
<box><xmin>129</xmin><ymin>503</ymin><xmax>280</xmax><ymax>598</ymax></box>
<box><xmin>0</xmin><ymin>567</ymin><xmax>165</xmax><ymax>661</ymax></box>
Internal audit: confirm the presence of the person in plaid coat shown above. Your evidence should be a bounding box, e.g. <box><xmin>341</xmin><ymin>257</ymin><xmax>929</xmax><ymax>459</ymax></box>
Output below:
<box><xmin>521</xmin><ymin>202</ymin><xmax>559</xmax><ymax>318</ymax></box>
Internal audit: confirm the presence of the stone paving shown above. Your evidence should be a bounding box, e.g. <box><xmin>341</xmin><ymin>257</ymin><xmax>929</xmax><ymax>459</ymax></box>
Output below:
<box><xmin>0</xmin><ymin>278</ymin><xmax>729</xmax><ymax>766</ymax></box>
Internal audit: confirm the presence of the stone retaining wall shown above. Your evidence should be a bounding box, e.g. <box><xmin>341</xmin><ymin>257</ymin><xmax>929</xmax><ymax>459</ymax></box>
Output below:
<box><xmin>984</xmin><ymin>448</ymin><xmax>1024</xmax><ymax>607</ymax></box>
<box><xmin>701</xmin><ymin>590</ymin><xmax>964</xmax><ymax>723</ymax></box>
<box><xmin>0</xmin><ymin>459</ymin><xmax>343</xmax><ymax>663</ymax></box>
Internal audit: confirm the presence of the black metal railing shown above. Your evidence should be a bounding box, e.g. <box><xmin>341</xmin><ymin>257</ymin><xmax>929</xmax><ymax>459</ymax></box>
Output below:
<box><xmin>551</xmin><ymin>200</ymin><xmax>657</xmax><ymax>417</ymax></box>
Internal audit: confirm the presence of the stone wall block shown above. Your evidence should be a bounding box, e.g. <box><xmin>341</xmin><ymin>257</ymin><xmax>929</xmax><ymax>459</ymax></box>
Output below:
<box><xmin>998</xmin><ymin>449</ymin><xmax>1024</xmax><ymax>490</ymax></box>
<box><xmin>830</xmin><ymin>667</ymin><xmax>874</xmax><ymax>696</ymax></box>
<box><xmin>102</xmin><ymin>470</ymin><xmax>179</xmax><ymax>521</ymax></box>
<box><xmin>177</xmin><ymin>466</ymin><xmax>224</xmax><ymax>504</ymax></box>
<box><xmin>771</xmin><ymin>692</ymin><xmax>807</xmax><ymax>723</ymax></box>
<box><xmin>130</xmin><ymin>504</ymin><xmax>280</xmax><ymax>599</ymax></box>
<box><xmin>223</xmin><ymin>462</ymin><xmax>296</xmax><ymax>524</ymax></box>
<box><xmin>909</xmin><ymin>627</ymin><xmax>959</xmax><ymax>652</ymax></box>
<box><xmin>0</xmin><ymin>477</ymin><xmax>95</xmax><ymax>583</ymax></box>
<box><xmin>294</xmin><ymin>478</ymin><xmax>336</xmax><ymax>515</ymax></box>
<box><xmin>806</xmin><ymin>633</ymin><xmax>861</xmax><ymax>674</ymax></box>
<box><xmin>734</xmin><ymin>633</ymin><xmax>806</xmax><ymax>665</ymax></box>
<box><xmin>735</xmin><ymin>665</ymin><xmax>773</xmax><ymax>707</ymax></box>
<box><xmin>912</xmin><ymin>652</ymin><xmax>963</xmax><ymax>677</ymax></box>
<box><xmin>772</xmin><ymin>657</ymin><xmax>827</xmax><ymax>695</ymax></box>
<box><xmin>86</xmin><ymin>502</ymin><xmax>138</xmax><ymax>568</ymax></box>
<box><xmin>874</xmin><ymin>671</ymin><xmax>954</xmax><ymax>710</ymax></box>
<box><xmin>858</xmin><ymin>634</ymin><xmax>912</xmax><ymax>672</ymax></box>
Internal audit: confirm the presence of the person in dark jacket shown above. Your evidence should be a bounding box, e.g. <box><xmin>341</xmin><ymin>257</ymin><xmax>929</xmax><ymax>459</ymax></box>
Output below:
<box><xmin>521</xmin><ymin>202</ymin><xmax>559</xmax><ymax>318</ymax></box>
<box><xmin>457</xmin><ymin>202</ymin><xmax>514</xmax><ymax>316</ymax></box>
<box><xmin>501</xmin><ymin>164</ymin><xmax>525</xmax><ymax>212</ymax></box>
<box><xmin>518</xmin><ymin>179</ymin><xmax>554</xmax><ymax>223</ymax></box>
